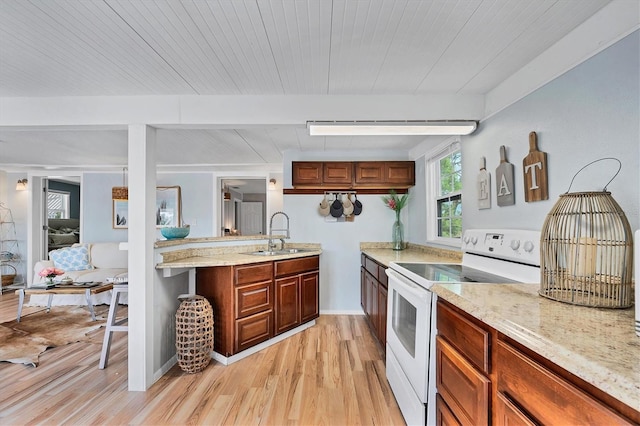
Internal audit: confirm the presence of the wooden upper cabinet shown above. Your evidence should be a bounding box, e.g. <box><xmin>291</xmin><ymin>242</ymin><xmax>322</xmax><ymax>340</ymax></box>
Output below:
<box><xmin>292</xmin><ymin>161</ymin><xmax>323</xmax><ymax>186</ymax></box>
<box><xmin>291</xmin><ymin>160</ymin><xmax>415</xmax><ymax>192</ymax></box>
<box><xmin>323</xmin><ymin>162</ymin><xmax>353</xmax><ymax>185</ymax></box>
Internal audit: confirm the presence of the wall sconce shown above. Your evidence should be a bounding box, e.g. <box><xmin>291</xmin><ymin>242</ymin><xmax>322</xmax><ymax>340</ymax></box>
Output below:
<box><xmin>269</xmin><ymin>179</ymin><xmax>277</xmax><ymax>190</ymax></box>
<box><xmin>223</xmin><ymin>191</ymin><xmax>231</xmax><ymax>201</ymax></box>
<box><xmin>16</xmin><ymin>179</ymin><xmax>28</xmax><ymax>191</ymax></box>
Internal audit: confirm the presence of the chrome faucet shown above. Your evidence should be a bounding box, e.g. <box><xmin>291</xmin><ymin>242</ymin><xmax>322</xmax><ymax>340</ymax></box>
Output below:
<box><xmin>268</xmin><ymin>211</ymin><xmax>290</xmax><ymax>251</ymax></box>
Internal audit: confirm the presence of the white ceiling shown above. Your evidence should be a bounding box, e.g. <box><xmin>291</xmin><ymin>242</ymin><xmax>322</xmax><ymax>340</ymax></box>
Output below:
<box><xmin>0</xmin><ymin>0</ymin><xmax>614</xmax><ymax>170</ymax></box>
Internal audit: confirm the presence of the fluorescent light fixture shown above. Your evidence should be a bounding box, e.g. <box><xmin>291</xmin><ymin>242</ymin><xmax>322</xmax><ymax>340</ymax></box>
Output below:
<box><xmin>307</xmin><ymin>120</ymin><xmax>477</xmax><ymax>136</ymax></box>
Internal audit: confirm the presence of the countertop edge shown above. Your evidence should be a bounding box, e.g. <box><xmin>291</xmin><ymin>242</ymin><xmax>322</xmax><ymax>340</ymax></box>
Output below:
<box><xmin>156</xmin><ymin>249</ymin><xmax>323</xmax><ymax>268</ymax></box>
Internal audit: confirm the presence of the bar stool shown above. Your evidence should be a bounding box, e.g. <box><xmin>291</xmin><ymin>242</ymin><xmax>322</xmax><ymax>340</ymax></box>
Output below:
<box><xmin>99</xmin><ymin>284</ymin><xmax>128</xmax><ymax>369</ymax></box>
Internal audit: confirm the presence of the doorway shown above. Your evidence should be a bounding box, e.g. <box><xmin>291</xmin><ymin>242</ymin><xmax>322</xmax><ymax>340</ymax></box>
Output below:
<box><xmin>221</xmin><ymin>178</ymin><xmax>266</xmax><ymax>236</ymax></box>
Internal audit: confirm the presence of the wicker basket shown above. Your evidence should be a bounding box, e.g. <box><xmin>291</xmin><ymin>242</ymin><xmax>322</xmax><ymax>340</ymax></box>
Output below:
<box><xmin>540</xmin><ymin>190</ymin><xmax>633</xmax><ymax>308</ymax></box>
<box><xmin>175</xmin><ymin>295</ymin><xmax>214</xmax><ymax>373</ymax></box>
<box><xmin>1</xmin><ymin>264</ymin><xmax>16</xmax><ymax>286</ymax></box>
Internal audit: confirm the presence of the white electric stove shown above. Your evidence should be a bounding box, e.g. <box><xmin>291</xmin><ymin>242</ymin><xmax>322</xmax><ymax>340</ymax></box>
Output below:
<box><xmin>385</xmin><ymin>229</ymin><xmax>541</xmax><ymax>426</ymax></box>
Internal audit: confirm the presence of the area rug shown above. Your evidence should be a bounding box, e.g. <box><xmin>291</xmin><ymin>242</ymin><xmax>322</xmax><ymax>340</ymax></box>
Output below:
<box><xmin>0</xmin><ymin>307</ymin><xmax>105</xmax><ymax>366</ymax></box>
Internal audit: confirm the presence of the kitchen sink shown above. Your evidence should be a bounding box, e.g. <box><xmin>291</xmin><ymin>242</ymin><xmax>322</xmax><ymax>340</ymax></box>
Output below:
<box><xmin>245</xmin><ymin>248</ymin><xmax>312</xmax><ymax>256</ymax></box>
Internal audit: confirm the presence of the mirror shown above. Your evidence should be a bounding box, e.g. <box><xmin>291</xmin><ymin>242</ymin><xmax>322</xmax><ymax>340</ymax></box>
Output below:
<box><xmin>221</xmin><ymin>178</ymin><xmax>266</xmax><ymax>236</ymax></box>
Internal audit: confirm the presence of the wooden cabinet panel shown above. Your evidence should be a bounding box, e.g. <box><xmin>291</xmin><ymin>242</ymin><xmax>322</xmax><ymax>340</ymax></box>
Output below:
<box><xmin>385</xmin><ymin>161</ymin><xmax>415</xmax><ymax>184</ymax></box>
<box><xmin>496</xmin><ymin>340</ymin><xmax>633</xmax><ymax>425</ymax></box>
<box><xmin>235</xmin><ymin>262</ymin><xmax>273</xmax><ymax>285</ymax></box>
<box><xmin>292</xmin><ymin>161</ymin><xmax>323</xmax><ymax>186</ymax></box>
<box><xmin>355</xmin><ymin>162</ymin><xmax>385</xmax><ymax>184</ymax></box>
<box><xmin>300</xmin><ymin>271</ymin><xmax>319</xmax><ymax>323</ymax></box>
<box><xmin>495</xmin><ymin>392</ymin><xmax>536</xmax><ymax>426</ymax></box>
<box><xmin>235</xmin><ymin>280</ymin><xmax>273</xmax><ymax>319</ymax></box>
<box><xmin>436</xmin><ymin>394</ymin><xmax>462</xmax><ymax>426</ymax></box>
<box><xmin>235</xmin><ymin>310</ymin><xmax>273</xmax><ymax>353</ymax></box>
<box><xmin>437</xmin><ymin>301</ymin><xmax>490</xmax><ymax>374</ymax></box>
<box><xmin>275</xmin><ymin>256</ymin><xmax>319</xmax><ymax>277</ymax></box>
<box><xmin>323</xmin><ymin>162</ymin><xmax>353</xmax><ymax>184</ymax></box>
<box><xmin>378</xmin><ymin>283</ymin><xmax>387</xmax><ymax>348</ymax></box>
<box><xmin>436</xmin><ymin>336</ymin><xmax>490</xmax><ymax>426</ymax></box>
<box><xmin>275</xmin><ymin>276</ymin><xmax>300</xmax><ymax>334</ymax></box>
<box><xmin>364</xmin><ymin>256</ymin><xmax>379</xmax><ymax>279</ymax></box>
<box><xmin>360</xmin><ymin>267</ymin><xmax>366</xmax><ymax>310</ymax></box>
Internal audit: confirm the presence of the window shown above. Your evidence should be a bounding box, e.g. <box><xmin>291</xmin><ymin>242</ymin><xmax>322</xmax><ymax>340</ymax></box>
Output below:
<box><xmin>436</xmin><ymin>151</ymin><xmax>462</xmax><ymax>238</ymax></box>
<box><xmin>47</xmin><ymin>190</ymin><xmax>70</xmax><ymax>219</ymax></box>
<box><xmin>426</xmin><ymin>140</ymin><xmax>462</xmax><ymax>245</ymax></box>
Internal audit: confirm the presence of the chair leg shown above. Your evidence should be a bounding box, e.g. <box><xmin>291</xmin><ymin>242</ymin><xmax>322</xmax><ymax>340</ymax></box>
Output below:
<box><xmin>99</xmin><ymin>290</ymin><xmax>121</xmax><ymax>369</ymax></box>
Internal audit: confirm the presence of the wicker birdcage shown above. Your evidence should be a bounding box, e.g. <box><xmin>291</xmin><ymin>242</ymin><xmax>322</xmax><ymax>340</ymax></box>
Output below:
<box><xmin>1</xmin><ymin>264</ymin><xmax>16</xmax><ymax>286</ymax></box>
<box><xmin>540</xmin><ymin>159</ymin><xmax>634</xmax><ymax>308</ymax></box>
<box><xmin>175</xmin><ymin>295</ymin><xmax>214</xmax><ymax>373</ymax></box>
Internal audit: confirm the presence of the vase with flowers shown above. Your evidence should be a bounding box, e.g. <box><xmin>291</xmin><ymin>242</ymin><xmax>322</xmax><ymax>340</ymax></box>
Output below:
<box><xmin>38</xmin><ymin>267</ymin><xmax>65</xmax><ymax>285</ymax></box>
<box><xmin>381</xmin><ymin>190</ymin><xmax>409</xmax><ymax>250</ymax></box>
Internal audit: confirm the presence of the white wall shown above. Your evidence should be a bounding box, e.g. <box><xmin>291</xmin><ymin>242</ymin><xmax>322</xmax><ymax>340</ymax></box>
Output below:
<box><xmin>462</xmin><ymin>30</ymin><xmax>639</xmax><ymax>232</ymax></box>
<box><xmin>82</xmin><ymin>172</ymin><xmax>214</xmax><ymax>243</ymax></box>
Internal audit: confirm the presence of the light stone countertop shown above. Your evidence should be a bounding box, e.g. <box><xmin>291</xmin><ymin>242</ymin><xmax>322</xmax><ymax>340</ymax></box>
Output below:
<box><xmin>361</xmin><ymin>243</ymin><xmax>462</xmax><ymax>267</ymax></box>
<box><xmin>432</xmin><ymin>282</ymin><xmax>640</xmax><ymax>413</ymax></box>
<box><xmin>156</xmin><ymin>243</ymin><xmax>322</xmax><ymax>268</ymax></box>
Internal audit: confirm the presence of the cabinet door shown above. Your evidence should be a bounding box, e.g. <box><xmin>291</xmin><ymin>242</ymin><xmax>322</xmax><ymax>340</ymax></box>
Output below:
<box><xmin>360</xmin><ymin>267</ymin><xmax>366</xmax><ymax>311</ymax></box>
<box><xmin>385</xmin><ymin>161</ymin><xmax>415</xmax><ymax>185</ymax></box>
<box><xmin>365</xmin><ymin>270</ymin><xmax>379</xmax><ymax>335</ymax></box>
<box><xmin>323</xmin><ymin>162</ymin><xmax>353</xmax><ymax>185</ymax></box>
<box><xmin>378</xmin><ymin>283</ymin><xmax>387</xmax><ymax>348</ymax></box>
<box><xmin>355</xmin><ymin>162</ymin><xmax>385</xmax><ymax>184</ymax></box>
<box><xmin>235</xmin><ymin>280</ymin><xmax>273</xmax><ymax>319</ymax></box>
<box><xmin>292</xmin><ymin>161</ymin><xmax>323</xmax><ymax>186</ymax></box>
<box><xmin>496</xmin><ymin>340</ymin><xmax>633</xmax><ymax>425</ymax></box>
<box><xmin>300</xmin><ymin>271</ymin><xmax>319</xmax><ymax>323</ymax></box>
<box><xmin>235</xmin><ymin>310</ymin><xmax>273</xmax><ymax>353</ymax></box>
<box><xmin>275</xmin><ymin>276</ymin><xmax>300</xmax><ymax>334</ymax></box>
<box><xmin>495</xmin><ymin>392</ymin><xmax>536</xmax><ymax>426</ymax></box>
<box><xmin>436</xmin><ymin>394</ymin><xmax>462</xmax><ymax>426</ymax></box>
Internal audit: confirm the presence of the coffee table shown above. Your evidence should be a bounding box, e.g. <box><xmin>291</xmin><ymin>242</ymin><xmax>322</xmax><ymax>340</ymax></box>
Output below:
<box><xmin>15</xmin><ymin>283</ymin><xmax>114</xmax><ymax>322</ymax></box>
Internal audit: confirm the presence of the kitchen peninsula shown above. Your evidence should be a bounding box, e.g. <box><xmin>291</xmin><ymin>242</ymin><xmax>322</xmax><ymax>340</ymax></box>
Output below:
<box><xmin>155</xmin><ymin>236</ymin><xmax>322</xmax><ymax>365</ymax></box>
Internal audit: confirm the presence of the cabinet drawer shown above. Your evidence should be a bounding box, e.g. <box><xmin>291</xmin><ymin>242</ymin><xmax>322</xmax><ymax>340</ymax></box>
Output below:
<box><xmin>436</xmin><ymin>336</ymin><xmax>490</xmax><ymax>426</ymax></box>
<box><xmin>235</xmin><ymin>310</ymin><xmax>273</xmax><ymax>353</ymax></box>
<box><xmin>378</xmin><ymin>265</ymin><xmax>388</xmax><ymax>287</ymax></box>
<box><xmin>364</xmin><ymin>256</ymin><xmax>379</xmax><ymax>279</ymax></box>
<box><xmin>275</xmin><ymin>256</ymin><xmax>319</xmax><ymax>277</ymax></box>
<box><xmin>235</xmin><ymin>280</ymin><xmax>273</xmax><ymax>319</ymax></box>
<box><xmin>234</xmin><ymin>262</ymin><xmax>273</xmax><ymax>285</ymax></box>
<box><xmin>437</xmin><ymin>300</ymin><xmax>490</xmax><ymax>374</ymax></box>
<box><xmin>496</xmin><ymin>340</ymin><xmax>633</xmax><ymax>425</ymax></box>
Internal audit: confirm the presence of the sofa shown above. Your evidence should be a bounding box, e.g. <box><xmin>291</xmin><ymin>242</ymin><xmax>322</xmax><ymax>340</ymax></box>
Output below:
<box><xmin>30</xmin><ymin>242</ymin><xmax>128</xmax><ymax>306</ymax></box>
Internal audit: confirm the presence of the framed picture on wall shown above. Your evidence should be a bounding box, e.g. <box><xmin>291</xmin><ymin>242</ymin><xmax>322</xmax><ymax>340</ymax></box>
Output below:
<box><xmin>111</xmin><ymin>186</ymin><xmax>182</xmax><ymax>229</ymax></box>
<box><xmin>156</xmin><ymin>186</ymin><xmax>181</xmax><ymax>228</ymax></box>
<box><xmin>113</xmin><ymin>199</ymin><xmax>128</xmax><ymax>229</ymax></box>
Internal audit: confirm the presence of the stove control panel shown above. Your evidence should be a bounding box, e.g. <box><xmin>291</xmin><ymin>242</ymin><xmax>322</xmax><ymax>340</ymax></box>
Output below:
<box><xmin>462</xmin><ymin>229</ymin><xmax>541</xmax><ymax>266</ymax></box>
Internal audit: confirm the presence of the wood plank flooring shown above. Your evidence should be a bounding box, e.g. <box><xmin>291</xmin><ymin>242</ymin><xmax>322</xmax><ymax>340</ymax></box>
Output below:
<box><xmin>0</xmin><ymin>291</ymin><xmax>405</xmax><ymax>425</ymax></box>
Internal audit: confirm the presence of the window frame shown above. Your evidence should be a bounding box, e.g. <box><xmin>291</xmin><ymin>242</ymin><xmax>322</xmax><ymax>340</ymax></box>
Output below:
<box><xmin>47</xmin><ymin>190</ymin><xmax>71</xmax><ymax>219</ymax></box>
<box><xmin>425</xmin><ymin>138</ymin><xmax>463</xmax><ymax>247</ymax></box>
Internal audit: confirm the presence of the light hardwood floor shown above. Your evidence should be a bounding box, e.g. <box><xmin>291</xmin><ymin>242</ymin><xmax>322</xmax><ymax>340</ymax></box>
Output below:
<box><xmin>0</xmin><ymin>291</ymin><xmax>405</xmax><ymax>425</ymax></box>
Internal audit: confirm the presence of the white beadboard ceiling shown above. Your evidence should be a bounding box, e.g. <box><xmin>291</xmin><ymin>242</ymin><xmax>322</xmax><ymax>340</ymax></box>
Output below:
<box><xmin>0</xmin><ymin>0</ymin><xmax>614</xmax><ymax>169</ymax></box>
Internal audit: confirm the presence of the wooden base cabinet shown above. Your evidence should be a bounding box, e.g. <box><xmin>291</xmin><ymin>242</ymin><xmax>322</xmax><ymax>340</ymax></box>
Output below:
<box><xmin>197</xmin><ymin>255</ymin><xmax>320</xmax><ymax>357</ymax></box>
<box><xmin>436</xmin><ymin>299</ymin><xmax>640</xmax><ymax>425</ymax></box>
<box><xmin>275</xmin><ymin>256</ymin><xmax>320</xmax><ymax>335</ymax></box>
<box><xmin>360</xmin><ymin>253</ymin><xmax>387</xmax><ymax>349</ymax></box>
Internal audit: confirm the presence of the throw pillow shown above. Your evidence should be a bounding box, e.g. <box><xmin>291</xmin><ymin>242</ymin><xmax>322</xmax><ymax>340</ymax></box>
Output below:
<box><xmin>49</xmin><ymin>244</ymin><xmax>93</xmax><ymax>271</ymax></box>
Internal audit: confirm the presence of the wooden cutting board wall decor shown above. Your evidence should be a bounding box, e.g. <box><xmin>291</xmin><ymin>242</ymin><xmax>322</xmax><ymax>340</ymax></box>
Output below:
<box><xmin>522</xmin><ymin>131</ymin><xmax>548</xmax><ymax>202</ymax></box>
<box><xmin>477</xmin><ymin>156</ymin><xmax>491</xmax><ymax>209</ymax></box>
<box><xmin>496</xmin><ymin>145</ymin><xmax>515</xmax><ymax>206</ymax></box>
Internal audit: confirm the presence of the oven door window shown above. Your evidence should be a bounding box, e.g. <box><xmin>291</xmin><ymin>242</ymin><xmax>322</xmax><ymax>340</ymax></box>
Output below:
<box><xmin>391</xmin><ymin>290</ymin><xmax>417</xmax><ymax>357</ymax></box>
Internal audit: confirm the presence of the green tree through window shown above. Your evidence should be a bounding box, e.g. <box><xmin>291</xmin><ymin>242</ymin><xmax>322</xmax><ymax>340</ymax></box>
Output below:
<box><xmin>437</xmin><ymin>151</ymin><xmax>462</xmax><ymax>238</ymax></box>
